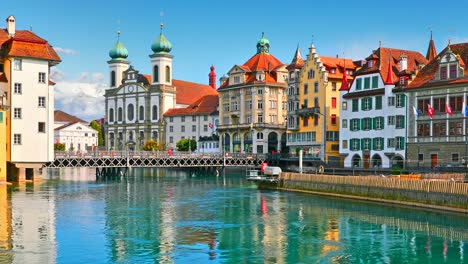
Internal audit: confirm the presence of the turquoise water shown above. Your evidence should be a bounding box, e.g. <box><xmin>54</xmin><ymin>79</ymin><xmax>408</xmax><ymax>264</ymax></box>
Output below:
<box><xmin>0</xmin><ymin>167</ymin><xmax>467</xmax><ymax>263</ymax></box>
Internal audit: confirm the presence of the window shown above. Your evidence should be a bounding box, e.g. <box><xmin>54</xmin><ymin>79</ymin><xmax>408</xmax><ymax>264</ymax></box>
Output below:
<box><xmin>169</xmin><ymin>126</ymin><xmax>173</xmax><ymax>132</ymax></box>
<box><xmin>139</xmin><ymin>106</ymin><xmax>144</xmax><ymax>120</ymax></box>
<box><xmin>395</xmin><ymin>137</ymin><xmax>405</xmax><ymax>150</ymax></box>
<box><xmin>38</xmin><ymin>96</ymin><xmax>46</xmax><ymax>107</ymax></box>
<box><xmin>331</xmin><ymin>97</ymin><xmax>337</xmax><ymax>108</ymax></box>
<box><xmin>152</xmin><ymin>105</ymin><xmax>158</xmax><ymax>120</ymax></box>
<box><xmin>418</xmin><ymin>153</ymin><xmax>424</xmax><ymax>161</ymax></box>
<box><xmin>234</xmin><ymin>76</ymin><xmax>240</xmax><ymax>84</ymax></box>
<box><xmin>342</xmin><ymin>140</ymin><xmax>348</xmax><ymax>149</ymax></box>
<box><xmin>303</xmin><ymin>116</ymin><xmax>309</xmax><ymax>127</ymax></box>
<box><xmin>373</xmin><ymin>137</ymin><xmax>384</xmax><ymax>151</ymax></box>
<box><xmin>326</xmin><ymin>131</ymin><xmax>339</xmax><ymax>141</ymax></box>
<box><xmin>14</xmin><ymin>83</ymin><xmax>22</xmax><ymax>94</ymax></box>
<box><xmin>152</xmin><ymin>131</ymin><xmax>158</xmax><ymax>139</ymax></box>
<box><xmin>111</xmin><ymin>71</ymin><xmax>116</xmax><ymax>86</ymax></box>
<box><xmin>362</xmin><ymin>117</ymin><xmax>372</xmax><ymax>130</ymax></box>
<box><xmin>304</xmin><ymin>84</ymin><xmax>308</xmax><ymax>94</ymax></box>
<box><xmin>396</xmin><ymin>94</ymin><xmax>406</xmax><ymax>108</ymax></box>
<box><xmin>433</xmin><ymin>122</ymin><xmax>446</xmax><ymax>136</ymax></box>
<box><xmin>375</xmin><ymin>96</ymin><xmax>382</xmax><ymax>110</ymax></box>
<box><xmin>181</xmin><ymin>116</ymin><xmax>185</xmax><ymax>122</ymax></box>
<box><xmin>362</xmin><ymin>138</ymin><xmax>371</xmax><ymax>150</ymax></box>
<box><xmin>418</xmin><ymin>123</ymin><xmax>430</xmax><ymax>136</ymax></box>
<box><xmin>192</xmin><ymin>116</ymin><xmax>196</xmax><ymax>122</ymax></box>
<box><xmin>181</xmin><ymin>125</ymin><xmax>185</xmax><ymax>132</ymax></box>
<box><xmin>388</xmin><ymin>97</ymin><xmax>395</xmax><ymax>106</ymax></box>
<box><xmin>362</xmin><ymin>97</ymin><xmax>372</xmax><ymax>111</ymax></box>
<box><xmin>14</xmin><ymin>108</ymin><xmax>21</xmax><ymax>119</ymax></box>
<box><xmin>330</xmin><ymin>68</ymin><xmax>336</xmax><ymax>74</ymax></box>
<box><xmin>364</xmin><ymin>77</ymin><xmax>370</xmax><ymax>89</ymax></box>
<box><xmin>342</xmin><ymin>119</ymin><xmax>347</xmax><ymax>128</ymax></box>
<box><xmin>417</xmin><ymin>98</ymin><xmax>431</xmax><ymax>116</ymax></box>
<box><xmin>342</xmin><ymin>101</ymin><xmax>348</xmax><ymax>110</ymax></box>
<box><xmin>388</xmin><ymin>116</ymin><xmax>395</xmax><ymax>125</ymax></box>
<box><xmin>258</xmin><ymin>88</ymin><xmax>263</xmax><ymax>95</ymax></box>
<box><xmin>374</xmin><ymin>117</ymin><xmax>384</xmax><ymax>130</ymax></box>
<box><xmin>449</xmin><ymin>121</ymin><xmax>463</xmax><ymax>135</ymax></box>
<box><xmin>355</xmin><ymin>78</ymin><xmax>362</xmax><ymax>90</ymax></box>
<box><xmin>204</xmin><ymin>125</ymin><xmax>208</xmax><ymax>132</ymax></box>
<box><xmin>231</xmin><ymin>101</ymin><xmax>238</xmax><ymax>111</ymax></box>
<box><xmin>13</xmin><ymin>134</ymin><xmax>21</xmax><ymax>144</ymax></box>
<box><xmin>223</xmin><ymin>103</ymin><xmax>230</xmax><ymax>112</ymax></box>
<box><xmin>331</xmin><ymin>114</ymin><xmax>337</xmax><ymax>125</ymax></box>
<box><xmin>331</xmin><ymin>82</ymin><xmax>337</xmax><ymax>91</ymax></box>
<box><xmin>449</xmin><ymin>64</ymin><xmax>457</xmax><ymax>79</ymax></box>
<box><xmin>368</xmin><ymin>60</ymin><xmax>373</xmax><ymax>67</ymax></box>
<box><xmin>314</xmin><ymin>82</ymin><xmax>319</xmax><ymax>92</ymax></box>
<box><xmin>38</xmin><ymin>122</ymin><xmax>46</xmax><ymax>133</ymax></box>
<box><xmin>387</xmin><ymin>138</ymin><xmax>395</xmax><ymax>148</ymax></box>
<box><xmin>350</xmin><ymin>138</ymin><xmax>360</xmax><ymax>151</ymax></box>
<box><xmin>169</xmin><ymin>136</ymin><xmax>173</xmax><ymax>143</ymax></box>
<box><xmin>350</xmin><ymin>119</ymin><xmax>360</xmax><ymax>131</ymax></box>
<box><xmin>109</xmin><ymin>108</ymin><xmax>114</xmax><ymax>122</ymax></box>
<box><xmin>127</xmin><ymin>104</ymin><xmax>134</xmax><ymax>121</ymax></box>
<box><xmin>396</xmin><ymin>115</ymin><xmax>405</xmax><ymax>129</ymax></box>
<box><xmin>165</xmin><ymin>66</ymin><xmax>171</xmax><ymax>82</ymax></box>
<box><xmin>192</xmin><ymin>125</ymin><xmax>196</xmax><ymax>132</ymax></box>
<box><xmin>450</xmin><ymin>96</ymin><xmax>463</xmax><ymax>112</ymax></box>
<box><xmin>314</xmin><ymin>115</ymin><xmax>319</xmax><ymax>126</ymax></box>
<box><xmin>371</xmin><ymin>76</ymin><xmax>379</xmax><ymax>88</ymax></box>
<box><xmin>169</xmin><ymin>116</ymin><xmax>173</xmax><ymax>122</ymax></box>
<box><xmin>204</xmin><ymin>116</ymin><xmax>208</xmax><ymax>121</ymax></box>
<box><xmin>352</xmin><ymin>99</ymin><xmax>358</xmax><ymax>112</ymax></box>
<box><xmin>258</xmin><ymin>114</ymin><xmax>263</xmax><ymax>123</ymax></box>
<box><xmin>452</xmin><ymin>153</ymin><xmax>460</xmax><ymax>163</ymax></box>
<box><xmin>13</xmin><ymin>59</ymin><xmax>22</xmax><ymax>71</ymax></box>
<box><xmin>433</xmin><ymin>97</ymin><xmax>446</xmax><ymax>114</ymax></box>
<box><xmin>153</xmin><ymin>65</ymin><xmax>159</xmax><ymax>82</ymax></box>
<box><xmin>440</xmin><ymin>65</ymin><xmax>447</xmax><ymax>80</ymax></box>
<box><xmin>258</xmin><ymin>100</ymin><xmax>263</xmax><ymax>109</ymax></box>
<box><xmin>118</xmin><ymin>107</ymin><xmax>123</xmax><ymax>121</ymax></box>
<box><xmin>39</xmin><ymin>72</ymin><xmax>46</xmax><ymax>83</ymax></box>
<box><xmin>247</xmin><ymin>100</ymin><xmax>252</xmax><ymax>110</ymax></box>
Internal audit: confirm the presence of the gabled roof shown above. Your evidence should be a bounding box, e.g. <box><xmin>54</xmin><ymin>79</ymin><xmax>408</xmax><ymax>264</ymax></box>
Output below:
<box><xmin>406</xmin><ymin>43</ymin><xmax>468</xmax><ymax>89</ymax></box>
<box><xmin>54</xmin><ymin>110</ymin><xmax>86</xmax><ymax>123</ymax></box>
<box><xmin>320</xmin><ymin>56</ymin><xmax>356</xmax><ymax>79</ymax></box>
<box><xmin>286</xmin><ymin>47</ymin><xmax>304</xmax><ymax>70</ymax></box>
<box><xmin>356</xmin><ymin>47</ymin><xmax>428</xmax><ymax>85</ymax></box>
<box><xmin>164</xmin><ymin>94</ymin><xmax>219</xmax><ymax>116</ymax></box>
<box><xmin>0</xmin><ymin>29</ymin><xmax>61</xmax><ymax>62</ymax></box>
<box><xmin>173</xmin><ymin>79</ymin><xmax>218</xmax><ymax>105</ymax></box>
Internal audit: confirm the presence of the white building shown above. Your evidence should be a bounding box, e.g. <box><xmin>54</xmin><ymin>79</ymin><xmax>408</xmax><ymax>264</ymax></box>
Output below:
<box><xmin>104</xmin><ymin>27</ymin><xmax>217</xmax><ymax>151</ymax></box>
<box><xmin>339</xmin><ymin>47</ymin><xmax>427</xmax><ymax>168</ymax></box>
<box><xmin>0</xmin><ymin>16</ymin><xmax>61</xmax><ymax>180</ymax></box>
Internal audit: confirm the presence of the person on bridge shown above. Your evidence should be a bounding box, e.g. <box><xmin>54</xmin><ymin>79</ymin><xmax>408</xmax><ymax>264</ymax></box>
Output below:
<box><xmin>167</xmin><ymin>148</ymin><xmax>173</xmax><ymax>157</ymax></box>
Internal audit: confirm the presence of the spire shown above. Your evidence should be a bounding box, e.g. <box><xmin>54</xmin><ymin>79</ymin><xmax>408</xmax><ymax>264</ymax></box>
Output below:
<box><xmin>340</xmin><ymin>59</ymin><xmax>349</xmax><ymax>90</ymax></box>
<box><xmin>109</xmin><ymin>31</ymin><xmax>129</xmax><ymax>60</ymax></box>
<box><xmin>286</xmin><ymin>45</ymin><xmax>305</xmax><ymax>70</ymax></box>
<box><xmin>426</xmin><ymin>30</ymin><xmax>437</xmax><ymax>61</ymax></box>
<box><xmin>256</xmin><ymin>32</ymin><xmax>270</xmax><ymax>54</ymax></box>
<box><xmin>209</xmin><ymin>65</ymin><xmax>217</xmax><ymax>89</ymax></box>
<box><xmin>151</xmin><ymin>23</ymin><xmax>172</xmax><ymax>54</ymax></box>
<box><xmin>385</xmin><ymin>59</ymin><xmax>394</xmax><ymax>85</ymax></box>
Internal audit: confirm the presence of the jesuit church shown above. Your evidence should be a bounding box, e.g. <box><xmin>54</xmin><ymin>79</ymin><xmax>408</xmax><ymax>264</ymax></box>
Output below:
<box><xmin>104</xmin><ymin>25</ymin><xmax>217</xmax><ymax>151</ymax></box>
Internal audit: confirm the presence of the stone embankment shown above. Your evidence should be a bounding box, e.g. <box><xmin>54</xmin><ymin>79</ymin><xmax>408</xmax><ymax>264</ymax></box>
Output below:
<box><xmin>259</xmin><ymin>172</ymin><xmax>468</xmax><ymax>213</ymax></box>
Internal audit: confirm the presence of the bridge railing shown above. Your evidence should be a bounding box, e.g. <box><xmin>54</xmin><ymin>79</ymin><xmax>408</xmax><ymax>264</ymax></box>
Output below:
<box><xmin>54</xmin><ymin>151</ymin><xmax>267</xmax><ymax>160</ymax></box>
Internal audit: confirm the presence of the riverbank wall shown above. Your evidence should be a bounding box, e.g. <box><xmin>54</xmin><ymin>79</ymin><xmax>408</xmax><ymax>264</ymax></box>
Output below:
<box><xmin>259</xmin><ymin>172</ymin><xmax>468</xmax><ymax>213</ymax></box>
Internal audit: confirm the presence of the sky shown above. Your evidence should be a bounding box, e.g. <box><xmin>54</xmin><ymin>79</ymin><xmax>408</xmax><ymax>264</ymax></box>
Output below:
<box><xmin>4</xmin><ymin>0</ymin><xmax>468</xmax><ymax>121</ymax></box>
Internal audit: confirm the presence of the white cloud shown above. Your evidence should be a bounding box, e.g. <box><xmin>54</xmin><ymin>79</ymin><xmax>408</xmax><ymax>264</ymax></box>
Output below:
<box><xmin>52</xmin><ymin>69</ymin><xmax>107</xmax><ymax>121</ymax></box>
<box><xmin>54</xmin><ymin>47</ymin><xmax>76</xmax><ymax>55</ymax></box>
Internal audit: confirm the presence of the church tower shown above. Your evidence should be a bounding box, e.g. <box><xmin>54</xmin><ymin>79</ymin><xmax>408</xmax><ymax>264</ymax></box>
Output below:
<box><xmin>150</xmin><ymin>24</ymin><xmax>173</xmax><ymax>85</ymax></box>
<box><xmin>107</xmin><ymin>31</ymin><xmax>129</xmax><ymax>88</ymax></box>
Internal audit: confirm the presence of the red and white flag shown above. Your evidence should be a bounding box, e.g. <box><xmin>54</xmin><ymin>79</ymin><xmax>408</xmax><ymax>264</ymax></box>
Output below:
<box><xmin>209</xmin><ymin>123</ymin><xmax>213</xmax><ymax>129</ymax></box>
<box><xmin>446</xmin><ymin>103</ymin><xmax>453</xmax><ymax>115</ymax></box>
<box><xmin>427</xmin><ymin>104</ymin><xmax>434</xmax><ymax>118</ymax></box>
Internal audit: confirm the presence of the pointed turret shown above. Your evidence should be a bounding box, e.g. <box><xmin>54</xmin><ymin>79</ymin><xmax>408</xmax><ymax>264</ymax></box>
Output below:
<box><xmin>385</xmin><ymin>59</ymin><xmax>394</xmax><ymax>85</ymax></box>
<box><xmin>209</xmin><ymin>65</ymin><xmax>217</xmax><ymax>89</ymax></box>
<box><xmin>340</xmin><ymin>60</ymin><xmax>349</xmax><ymax>90</ymax></box>
<box><xmin>286</xmin><ymin>45</ymin><xmax>305</xmax><ymax>70</ymax></box>
<box><xmin>426</xmin><ymin>31</ymin><xmax>437</xmax><ymax>61</ymax></box>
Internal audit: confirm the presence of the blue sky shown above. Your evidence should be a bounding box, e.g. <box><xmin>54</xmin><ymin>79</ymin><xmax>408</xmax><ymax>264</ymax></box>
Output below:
<box><xmin>4</xmin><ymin>0</ymin><xmax>468</xmax><ymax>121</ymax></box>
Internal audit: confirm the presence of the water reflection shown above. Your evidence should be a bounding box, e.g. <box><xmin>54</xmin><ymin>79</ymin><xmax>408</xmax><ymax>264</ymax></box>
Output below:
<box><xmin>0</xmin><ymin>168</ymin><xmax>466</xmax><ymax>263</ymax></box>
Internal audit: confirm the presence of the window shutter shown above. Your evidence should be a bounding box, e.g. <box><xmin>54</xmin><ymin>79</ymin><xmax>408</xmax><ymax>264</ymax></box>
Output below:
<box><xmin>376</xmin><ymin>96</ymin><xmax>382</xmax><ymax>109</ymax></box>
<box><xmin>372</xmin><ymin>138</ymin><xmax>376</xmax><ymax>150</ymax></box>
<box><xmin>361</xmin><ymin>99</ymin><xmax>365</xmax><ymax>110</ymax></box>
<box><xmin>361</xmin><ymin>138</ymin><xmax>365</xmax><ymax>150</ymax></box>
<box><xmin>401</xmin><ymin>116</ymin><xmax>405</xmax><ymax>128</ymax></box>
<box><xmin>380</xmin><ymin>117</ymin><xmax>384</xmax><ymax>129</ymax></box>
<box><xmin>401</xmin><ymin>137</ymin><xmax>405</xmax><ymax>150</ymax></box>
<box><xmin>372</xmin><ymin>117</ymin><xmax>376</xmax><ymax>130</ymax></box>
<box><xmin>369</xmin><ymin>98</ymin><xmax>373</xmax><ymax>110</ymax></box>
<box><xmin>401</xmin><ymin>94</ymin><xmax>406</xmax><ymax>107</ymax></box>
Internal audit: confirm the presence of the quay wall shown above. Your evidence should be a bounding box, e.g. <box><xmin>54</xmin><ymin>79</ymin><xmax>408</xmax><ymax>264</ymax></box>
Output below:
<box><xmin>262</xmin><ymin>173</ymin><xmax>468</xmax><ymax>212</ymax></box>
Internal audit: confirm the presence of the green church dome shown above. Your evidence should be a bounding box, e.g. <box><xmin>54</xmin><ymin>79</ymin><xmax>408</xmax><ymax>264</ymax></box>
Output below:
<box><xmin>256</xmin><ymin>32</ymin><xmax>270</xmax><ymax>54</ymax></box>
<box><xmin>151</xmin><ymin>24</ymin><xmax>172</xmax><ymax>54</ymax></box>
<box><xmin>109</xmin><ymin>32</ymin><xmax>128</xmax><ymax>60</ymax></box>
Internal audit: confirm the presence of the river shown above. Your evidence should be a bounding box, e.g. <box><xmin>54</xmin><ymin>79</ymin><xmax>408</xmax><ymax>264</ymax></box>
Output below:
<box><xmin>0</xmin><ymin>167</ymin><xmax>467</xmax><ymax>263</ymax></box>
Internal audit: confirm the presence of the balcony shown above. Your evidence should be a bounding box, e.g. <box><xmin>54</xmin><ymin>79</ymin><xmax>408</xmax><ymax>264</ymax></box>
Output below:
<box><xmin>297</xmin><ymin>106</ymin><xmax>321</xmax><ymax>117</ymax></box>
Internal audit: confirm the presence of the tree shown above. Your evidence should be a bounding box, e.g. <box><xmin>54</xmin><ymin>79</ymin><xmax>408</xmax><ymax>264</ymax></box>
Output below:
<box><xmin>176</xmin><ymin>138</ymin><xmax>197</xmax><ymax>152</ymax></box>
<box><xmin>54</xmin><ymin>143</ymin><xmax>65</xmax><ymax>151</ymax></box>
<box><xmin>141</xmin><ymin>139</ymin><xmax>165</xmax><ymax>151</ymax></box>
<box><xmin>90</xmin><ymin>120</ymin><xmax>104</xmax><ymax>146</ymax></box>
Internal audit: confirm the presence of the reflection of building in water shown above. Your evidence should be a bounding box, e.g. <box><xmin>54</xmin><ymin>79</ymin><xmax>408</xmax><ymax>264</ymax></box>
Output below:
<box><xmin>320</xmin><ymin>217</ymin><xmax>340</xmax><ymax>258</ymax></box>
<box><xmin>158</xmin><ymin>186</ymin><xmax>176</xmax><ymax>263</ymax></box>
<box><xmin>10</xmin><ymin>183</ymin><xmax>56</xmax><ymax>263</ymax></box>
<box><xmin>44</xmin><ymin>167</ymin><xmax>97</xmax><ymax>181</ymax></box>
<box><xmin>0</xmin><ymin>185</ymin><xmax>12</xmax><ymax>263</ymax></box>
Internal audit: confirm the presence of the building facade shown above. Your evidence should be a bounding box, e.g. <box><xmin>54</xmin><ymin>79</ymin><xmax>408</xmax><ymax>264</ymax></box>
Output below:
<box><xmin>340</xmin><ymin>47</ymin><xmax>427</xmax><ymax>168</ymax></box>
<box><xmin>402</xmin><ymin>42</ymin><xmax>468</xmax><ymax>168</ymax></box>
<box><xmin>53</xmin><ymin>110</ymin><xmax>98</xmax><ymax>153</ymax></box>
<box><xmin>0</xmin><ymin>16</ymin><xmax>61</xmax><ymax>180</ymax></box>
<box><xmin>104</xmin><ymin>28</ymin><xmax>217</xmax><ymax>151</ymax></box>
<box><xmin>217</xmin><ymin>34</ymin><xmax>288</xmax><ymax>154</ymax></box>
<box><xmin>286</xmin><ymin>44</ymin><xmax>356</xmax><ymax>166</ymax></box>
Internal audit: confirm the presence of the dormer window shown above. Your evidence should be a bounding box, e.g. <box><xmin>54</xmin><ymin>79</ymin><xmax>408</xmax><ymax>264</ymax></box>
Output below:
<box><xmin>256</xmin><ymin>71</ymin><xmax>265</xmax><ymax>81</ymax></box>
<box><xmin>449</xmin><ymin>64</ymin><xmax>457</xmax><ymax>79</ymax></box>
<box><xmin>440</xmin><ymin>66</ymin><xmax>447</xmax><ymax>80</ymax></box>
<box><xmin>368</xmin><ymin>60</ymin><xmax>373</xmax><ymax>67</ymax></box>
<box><xmin>330</xmin><ymin>68</ymin><xmax>336</xmax><ymax>74</ymax></box>
<box><xmin>399</xmin><ymin>76</ymin><xmax>406</xmax><ymax>85</ymax></box>
<box><xmin>234</xmin><ymin>76</ymin><xmax>240</xmax><ymax>84</ymax></box>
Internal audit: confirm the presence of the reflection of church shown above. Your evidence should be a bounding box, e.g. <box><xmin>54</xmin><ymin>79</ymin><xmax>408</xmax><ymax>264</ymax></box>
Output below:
<box><xmin>104</xmin><ymin>26</ymin><xmax>217</xmax><ymax>151</ymax></box>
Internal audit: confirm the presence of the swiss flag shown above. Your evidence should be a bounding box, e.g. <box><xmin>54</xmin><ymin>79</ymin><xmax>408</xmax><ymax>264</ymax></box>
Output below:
<box><xmin>208</xmin><ymin>123</ymin><xmax>213</xmax><ymax>129</ymax></box>
<box><xmin>445</xmin><ymin>103</ymin><xmax>453</xmax><ymax>115</ymax></box>
<box><xmin>427</xmin><ymin>104</ymin><xmax>434</xmax><ymax>118</ymax></box>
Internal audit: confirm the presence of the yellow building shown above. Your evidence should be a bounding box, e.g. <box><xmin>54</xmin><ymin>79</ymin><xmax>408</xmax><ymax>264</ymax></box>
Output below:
<box><xmin>0</xmin><ymin>106</ymin><xmax>6</xmax><ymax>182</ymax></box>
<box><xmin>286</xmin><ymin>45</ymin><xmax>356</xmax><ymax>166</ymax></box>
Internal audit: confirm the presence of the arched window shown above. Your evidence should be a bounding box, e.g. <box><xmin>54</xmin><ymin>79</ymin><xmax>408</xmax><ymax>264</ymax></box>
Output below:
<box><xmin>257</xmin><ymin>132</ymin><xmax>263</xmax><ymax>140</ymax></box>
<box><xmin>109</xmin><ymin>108</ymin><xmax>114</xmax><ymax>123</ymax></box>
<box><xmin>127</xmin><ymin>104</ymin><xmax>134</xmax><ymax>121</ymax></box>
<box><xmin>110</xmin><ymin>71</ymin><xmax>116</xmax><ymax>87</ymax></box>
<box><xmin>118</xmin><ymin>107</ymin><xmax>123</xmax><ymax>121</ymax></box>
<box><xmin>165</xmin><ymin>66</ymin><xmax>170</xmax><ymax>82</ymax></box>
<box><xmin>152</xmin><ymin>105</ymin><xmax>158</xmax><ymax>120</ymax></box>
<box><xmin>153</xmin><ymin>65</ymin><xmax>159</xmax><ymax>82</ymax></box>
<box><xmin>139</xmin><ymin>106</ymin><xmax>144</xmax><ymax>121</ymax></box>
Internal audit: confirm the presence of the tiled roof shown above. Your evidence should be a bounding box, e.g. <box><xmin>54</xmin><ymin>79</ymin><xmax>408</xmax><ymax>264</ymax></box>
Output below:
<box><xmin>426</xmin><ymin>38</ymin><xmax>437</xmax><ymax>61</ymax></box>
<box><xmin>357</xmin><ymin>47</ymin><xmax>428</xmax><ymax>85</ymax></box>
<box><xmin>286</xmin><ymin>47</ymin><xmax>304</xmax><ymax>70</ymax></box>
<box><xmin>0</xmin><ymin>29</ymin><xmax>61</xmax><ymax>62</ymax></box>
<box><xmin>164</xmin><ymin>94</ymin><xmax>218</xmax><ymax>116</ymax></box>
<box><xmin>320</xmin><ymin>56</ymin><xmax>357</xmax><ymax>79</ymax></box>
<box><xmin>54</xmin><ymin>110</ymin><xmax>86</xmax><ymax>123</ymax></box>
<box><xmin>406</xmin><ymin>43</ymin><xmax>468</xmax><ymax>89</ymax></box>
<box><xmin>172</xmin><ymin>79</ymin><xmax>218</xmax><ymax>105</ymax></box>
<box><xmin>342</xmin><ymin>88</ymin><xmax>385</xmax><ymax>99</ymax></box>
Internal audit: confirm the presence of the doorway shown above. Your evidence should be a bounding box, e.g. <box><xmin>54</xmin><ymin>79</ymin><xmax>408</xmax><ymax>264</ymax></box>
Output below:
<box><xmin>431</xmin><ymin>154</ymin><xmax>438</xmax><ymax>169</ymax></box>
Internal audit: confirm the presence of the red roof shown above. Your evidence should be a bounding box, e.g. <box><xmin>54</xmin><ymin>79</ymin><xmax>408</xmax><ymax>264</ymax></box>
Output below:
<box><xmin>0</xmin><ymin>29</ymin><xmax>61</xmax><ymax>62</ymax></box>
<box><xmin>164</xmin><ymin>94</ymin><xmax>218</xmax><ymax>116</ymax></box>
<box><xmin>286</xmin><ymin>47</ymin><xmax>304</xmax><ymax>70</ymax></box>
<box><xmin>406</xmin><ymin>43</ymin><xmax>468</xmax><ymax>89</ymax></box>
<box><xmin>357</xmin><ymin>47</ymin><xmax>428</xmax><ymax>85</ymax></box>
<box><xmin>54</xmin><ymin>110</ymin><xmax>86</xmax><ymax>123</ymax></box>
<box><xmin>320</xmin><ymin>56</ymin><xmax>356</xmax><ymax>79</ymax></box>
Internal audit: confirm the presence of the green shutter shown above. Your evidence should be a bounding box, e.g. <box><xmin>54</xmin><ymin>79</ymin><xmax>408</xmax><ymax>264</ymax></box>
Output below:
<box><xmin>369</xmin><ymin>98</ymin><xmax>373</xmax><ymax>110</ymax></box>
<box><xmin>372</xmin><ymin>76</ymin><xmax>379</xmax><ymax>88</ymax></box>
<box><xmin>361</xmin><ymin>98</ymin><xmax>365</xmax><ymax>110</ymax></box>
<box><xmin>380</xmin><ymin>117</ymin><xmax>384</xmax><ymax>129</ymax></box>
<box><xmin>356</xmin><ymin>119</ymin><xmax>360</xmax><ymax>130</ymax></box>
<box><xmin>364</xmin><ymin>77</ymin><xmax>370</xmax><ymax>89</ymax></box>
<box><xmin>356</xmin><ymin>79</ymin><xmax>362</xmax><ymax>90</ymax></box>
<box><xmin>361</xmin><ymin>119</ymin><xmax>365</xmax><ymax>130</ymax></box>
<box><xmin>402</xmin><ymin>137</ymin><xmax>405</xmax><ymax>150</ymax></box>
<box><xmin>361</xmin><ymin>138</ymin><xmax>365</xmax><ymax>150</ymax></box>
<box><xmin>372</xmin><ymin>117</ymin><xmax>376</xmax><ymax>130</ymax></box>
<box><xmin>352</xmin><ymin>99</ymin><xmax>358</xmax><ymax>112</ymax></box>
<box><xmin>372</xmin><ymin>138</ymin><xmax>376</xmax><ymax>150</ymax></box>
<box><xmin>401</xmin><ymin>116</ymin><xmax>405</xmax><ymax>128</ymax></box>
<box><xmin>376</xmin><ymin>96</ymin><xmax>382</xmax><ymax>109</ymax></box>
<box><xmin>401</xmin><ymin>94</ymin><xmax>406</xmax><ymax>107</ymax></box>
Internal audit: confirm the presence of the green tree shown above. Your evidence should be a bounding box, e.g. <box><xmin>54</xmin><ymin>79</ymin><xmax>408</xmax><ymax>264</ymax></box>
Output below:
<box><xmin>176</xmin><ymin>138</ymin><xmax>197</xmax><ymax>152</ymax></box>
<box><xmin>54</xmin><ymin>143</ymin><xmax>65</xmax><ymax>151</ymax></box>
<box><xmin>142</xmin><ymin>139</ymin><xmax>165</xmax><ymax>151</ymax></box>
<box><xmin>90</xmin><ymin>120</ymin><xmax>104</xmax><ymax>146</ymax></box>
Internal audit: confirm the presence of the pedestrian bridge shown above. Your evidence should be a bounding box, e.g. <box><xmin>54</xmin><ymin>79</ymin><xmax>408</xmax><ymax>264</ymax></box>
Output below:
<box><xmin>44</xmin><ymin>151</ymin><xmax>267</xmax><ymax>168</ymax></box>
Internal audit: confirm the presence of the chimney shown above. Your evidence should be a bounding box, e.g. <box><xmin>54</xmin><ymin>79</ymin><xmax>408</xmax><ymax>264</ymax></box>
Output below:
<box><xmin>6</xmin><ymin>15</ymin><xmax>15</xmax><ymax>37</ymax></box>
<box><xmin>208</xmin><ymin>65</ymin><xmax>217</xmax><ymax>89</ymax></box>
<box><xmin>399</xmin><ymin>54</ymin><xmax>407</xmax><ymax>71</ymax></box>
